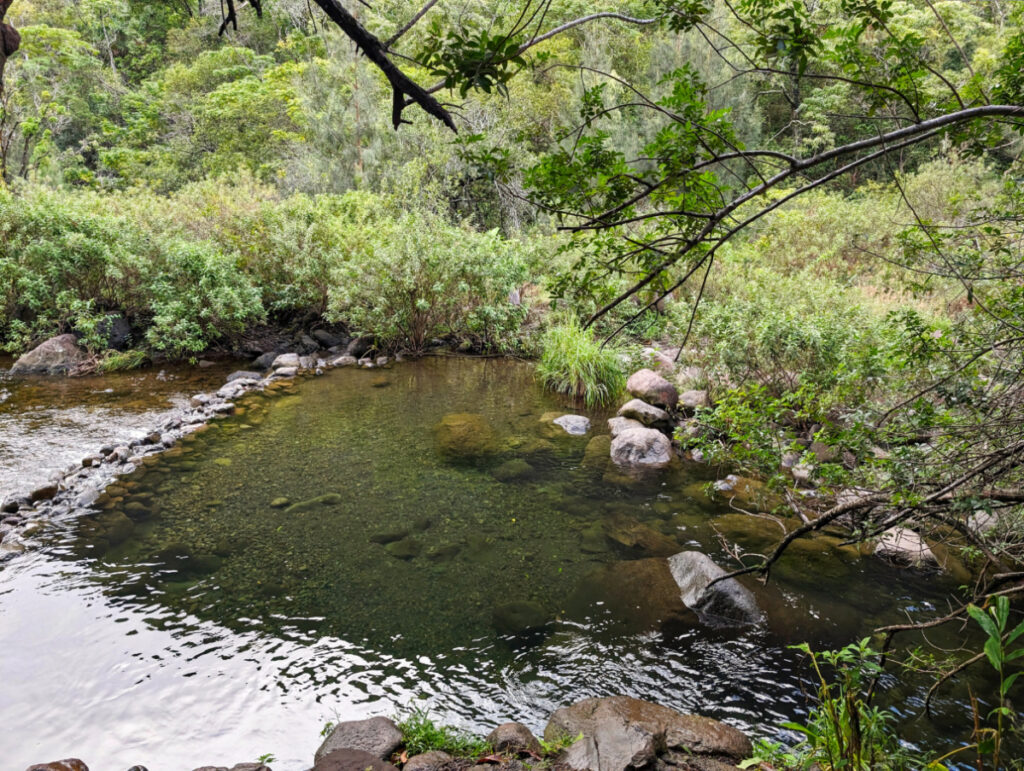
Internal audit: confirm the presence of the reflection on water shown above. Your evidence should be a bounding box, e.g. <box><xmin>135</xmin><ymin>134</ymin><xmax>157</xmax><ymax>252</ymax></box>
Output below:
<box><xmin>0</xmin><ymin>357</ymin><xmax>236</xmax><ymax>496</ymax></box>
<box><xmin>0</xmin><ymin>359</ymin><xmax>992</xmax><ymax>769</ymax></box>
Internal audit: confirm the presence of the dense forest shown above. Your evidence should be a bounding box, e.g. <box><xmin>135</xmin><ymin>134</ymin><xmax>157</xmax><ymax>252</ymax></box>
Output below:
<box><xmin>3</xmin><ymin>0</ymin><xmax>1024</xmax><ymax>768</ymax></box>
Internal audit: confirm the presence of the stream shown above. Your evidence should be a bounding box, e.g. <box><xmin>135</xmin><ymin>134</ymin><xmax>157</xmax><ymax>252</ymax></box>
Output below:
<box><xmin>0</xmin><ymin>357</ymin><xmax>995</xmax><ymax>769</ymax></box>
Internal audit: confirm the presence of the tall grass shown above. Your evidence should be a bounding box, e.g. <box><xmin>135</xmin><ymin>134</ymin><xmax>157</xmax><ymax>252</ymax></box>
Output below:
<box><xmin>536</xmin><ymin>319</ymin><xmax>625</xmax><ymax>408</ymax></box>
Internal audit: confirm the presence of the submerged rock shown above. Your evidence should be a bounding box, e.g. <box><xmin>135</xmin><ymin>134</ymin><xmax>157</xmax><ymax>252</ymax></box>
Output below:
<box><xmin>384</xmin><ymin>537</ymin><xmax>421</xmax><ymax>559</ymax></box>
<box><xmin>545</xmin><ymin>695</ymin><xmax>752</xmax><ymax>771</ymax></box>
<box><xmin>283</xmin><ymin>493</ymin><xmax>342</xmax><ymax>515</ymax></box>
<box><xmin>492</xmin><ymin>600</ymin><xmax>549</xmax><ymax>635</ymax></box>
<box><xmin>435</xmin><ymin>413</ymin><xmax>499</xmax><ymax>460</ymax></box>
<box><xmin>668</xmin><ymin>551</ymin><xmax>761</xmax><ymax>626</ymax></box>
<box><xmin>582</xmin><ymin>435</ymin><xmax>612</xmax><ymax>472</ymax></box>
<box><xmin>315</xmin><ymin>716</ymin><xmax>403</xmax><ymax>763</ymax></box>
<box><xmin>626</xmin><ymin>368</ymin><xmax>679</xmax><ymax>410</ymax></box>
<box><xmin>610</xmin><ymin>427</ymin><xmax>673</xmax><ymax>468</ymax></box>
<box><xmin>603</xmin><ymin>513</ymin><xmax>679</xmax><ymax>557</ymax></box>
<box><xmin>492</xmin><ymin>458</ymin><xmax>533</xmax><ymax>482</ymax></box>
<box><xmin>10</xmin><ymin>334</ymin><xmax>89</xmax><ymax>376</ymax></box>
<box><xmin>566</xmin><ymin>558</ymin><xmax>691</xmax><ymax>634</ymax></box>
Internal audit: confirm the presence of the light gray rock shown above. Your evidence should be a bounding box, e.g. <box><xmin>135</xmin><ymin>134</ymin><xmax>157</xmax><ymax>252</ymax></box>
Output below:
<box><xmin>610</xmin><ymin>427</ymin><xmax>673</xmax><ymax>468</ymax></box>
<box><xmin>274</xmin><ymin>366</ymin><xmax>298</xmax><ymax>378</ymax></box>
<box><xmin>544</xmin><ymin>695</ymin><xmax>752</xmax><ymax>771</ymax></box>
<box><xmin>607</xmin><ymin>416</ymin><xmax>644</xmax><ymax>438</ymax></box>
<box><xmin>329</xmin><ymin>354</ymin><xmax>358</xmax><ymax>367</ymax></box>
<box><xmin>874</xmin><ymin>528</ymin><xmax>937</xmax><ymax>568</ymax></box>
<box><xmin>226</xmin><ymin>370</ymin><xmax>263</xmax><ymax>383</ymax></box>
<box><xmin>617</xmin><ymin>399</ymin><xmax>670</xmax><ymax>427</ymax></box>
<box><xmin>668</xmin><ymin>551</ymin><xmax>761</xmax><ymax>626</ymax></box>
<box><xmin>678</xmin><ymin>389</ymin><xmax>709</xmax><ymax>411</ymax></box>
<box><xmin>553</xmin><ymin>415</ymin><xmax>591</xmax><ymax>435</ymax></box>
<box><xmin>626</xmin><ymin>368</ymin><xmax>679</xmax><ymax>410</ymax></box>
<box><xmin>271</xmin><ymin>353</ymin><xmax>300</xmax><ymax>369</ymax></box>
<box><xmin>10</xmin><ymin>335</ymin><xmax>89</xmax><ymax>375</ymax></box>
<box><xmin>315</xmin><ymin>716</ymin><xmax>403</xmax><ymax>764</ymax></box>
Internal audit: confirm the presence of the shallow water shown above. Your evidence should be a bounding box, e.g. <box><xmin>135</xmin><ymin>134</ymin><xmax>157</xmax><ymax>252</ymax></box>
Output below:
<box><xmin>0</xmin><ymin>358</ymin><xmax>994</xmax><ymax>769</ymax></box>
<box><xmin>0</xmin><ymin>356</ymin><xmax>236</xmax><ymax>497</ymax></box>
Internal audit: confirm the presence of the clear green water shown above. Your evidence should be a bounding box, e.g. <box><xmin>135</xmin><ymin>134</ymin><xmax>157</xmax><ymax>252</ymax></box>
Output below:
<box><xmin>0</xmin><ymin>358</ymin><xmax>998</xmax><ymax>769</ymax></box>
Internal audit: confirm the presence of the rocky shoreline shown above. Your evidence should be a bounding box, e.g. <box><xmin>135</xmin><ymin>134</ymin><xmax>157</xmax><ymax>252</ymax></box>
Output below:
<box><xmin>0</xmin><ymin>337</ymin><xmax>396</xmax><ymax>561</ymax></box>
<box><xmin>25</xmin><ymin>695</ymin><xmax>756</xmax><ymax>771</ymax></box>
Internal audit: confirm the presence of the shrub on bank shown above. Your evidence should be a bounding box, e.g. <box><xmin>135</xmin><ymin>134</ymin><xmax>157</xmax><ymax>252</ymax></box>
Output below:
<box><xmin>536</xmin><ymin>318</ymin><xmax>625</xmax><ymax>408</ymax></box>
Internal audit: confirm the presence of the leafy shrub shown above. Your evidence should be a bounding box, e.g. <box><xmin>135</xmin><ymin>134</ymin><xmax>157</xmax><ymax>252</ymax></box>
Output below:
<box><xmin>536</xmin><ymin>318</ymin><xmax>625</xmax><ymax>408</ymax></box>
<box><xmin>0</xmin><ymin>186</ymin><xmax>263</xmax><ymax>356</ymax></box>
<box><xmin>328</xmin><ymin>210</ymin><xmax>528</xmax><ymax>352</ymax></box>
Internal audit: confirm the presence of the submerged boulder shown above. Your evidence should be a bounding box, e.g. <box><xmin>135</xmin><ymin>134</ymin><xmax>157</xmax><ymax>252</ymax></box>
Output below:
<box><xmin>603</xmin><ymin>513</ymin><xmax>679</xmax><ymax>557</ymax></box>
<box><xmin>492</xmin><ymin>600</ymin><xmax>549</xmax><ymax>635</ymax></box>
<box><xmin>435</xmin><ymin>413</ymin><xmax>499</xmax><ymax>460</ymax></box>
<box><xmin>668</xmin><ymin>551</ymin><xmax>761</xmax><ymax>627</ymax></box>
<box><xmin>10</xmin><ymin>334</ymin><xmax>89</xmax><ymax>375</ymax></box>
<box><xmin>610</xmin><ymin>427</ymin><xmax>673</xmax><ymax>468</ymax></box>
<box><xmin>492</xmin><ymin>458</ymin><xmax>534</xmax><ymax>482</ymax></box>
<box><xmin>315</xmin><ymin>716</ymin><xmax>403</xmax><ymax>764</ymax></box>
<box><xmin>626</xmin><ymin>368</ymin><xmax>679</xmax><ymax>410</ymax></box>
<box><xmin>553</xmin><ymin>414</ymin><xmax>591</xmax><ymax>436</ymax></box>
<box><xmin>566</xmin><ymin>558</ymin><xmax>692</xmax><ymax>634</ymax></box>
<box><xmin>545</xmin><ymin>695</ymin><xmax>752</xmax><ymax>771</ymax></box>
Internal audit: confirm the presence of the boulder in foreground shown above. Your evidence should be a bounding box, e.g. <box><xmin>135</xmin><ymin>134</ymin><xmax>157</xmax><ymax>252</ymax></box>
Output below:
<box><xmin>626</xmin><ymin>368</ymin><xmax>679</xmax><ymax>410</ymax></box>
<box><xmin>610</xmin><ymin>427</ymin><xmax>673</xmax><ymax>468</ymax></box>
<box><xmin>10</xmin><ymin>334</ymin><xmax>89</xmax><ymax>375</ymax></box>
<box><xmin>315</xmin><ymin>716</ymin><xmax>403</xmax><ymax>763</ymax></box>
<box><xmin>545</xmin><ymin>695</ymin><xmax>752</xmax><ymax>771</ymax></box>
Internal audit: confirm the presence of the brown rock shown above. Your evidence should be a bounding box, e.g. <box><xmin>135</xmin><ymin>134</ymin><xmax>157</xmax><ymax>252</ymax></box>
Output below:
<box><xmin>315</xmin><ymin>717</ymin><xmax>403</xmax><ymax>763</ymax></box>
<box><xmin>545</xmin><ymin>696</ymin><xmax>751</xmax><ymax>771</ymax></box>
<box><xmin>10</xmin><ymin>334</ymin><xmax>89</xmax><ymax>375</ymax></box>
<box><xmin>25</xmin><ymin>762</ymin><xmax>89</xmax><ymax>771</ymax></box>
<box><xmin>315</xmin><ymin>750</ymin><xmax>398</xmax><ymax>771</ymax></box>
<box><xmin>486</xmin><ymin>722</ymin><xmax>542</xmax><ymax>755</ymax></box>
<box><xmin>402</xmin><ymin>751</ymin><xmax>452</xmax><ymax>771</ymax></box>
<box><xmin>626</xmin><ymin>368</ymin><xmax>679</xmax><ymax>410</ymax></box>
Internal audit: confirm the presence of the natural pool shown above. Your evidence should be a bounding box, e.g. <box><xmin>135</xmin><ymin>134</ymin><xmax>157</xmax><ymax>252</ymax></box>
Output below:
<box><xmin>0</xmin><ymin>358</ymin><xmax>991</xmax><ymax>769</ymax></box>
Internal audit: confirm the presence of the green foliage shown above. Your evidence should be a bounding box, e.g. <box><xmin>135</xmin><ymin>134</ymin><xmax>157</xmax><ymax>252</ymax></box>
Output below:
<box><xmin>395</xmin><ymin>706</ymin><xmax>490</xmax><ymax>758</ymax></box>
<box><xmin>97</xmin><ymin>349</ymin><xmax>147</xmax><ymax>372</ymax></box>
<box><xmin>536</xmin><ymin>318</ymin><xmax>626</xmax><ymax>408</ymax></box>
<box><xmin>327</xmin><ymin>210</ymin><xmax>529</xmax><ymax>352</ymax></box>
<box><xmin>743</xmin><ymin>640</ymin><xmax>930</xmax><ymax>770</ymax></box>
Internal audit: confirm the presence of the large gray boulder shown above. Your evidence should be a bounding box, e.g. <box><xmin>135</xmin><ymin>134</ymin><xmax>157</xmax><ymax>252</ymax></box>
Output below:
<box><xmin>617</xmin><ymin>399</ymin><xmax>670</xmax><ymax>428</ymax></box>
<box><xmin>315</xmin><ymin>716</ymin><xmax>403</xmax><ymax>763</ymax></box>
<box><xmin>626</xmin><ymin>368</ymin><xmax>679</xmax><ymax>410</ymax></box>
<box><xmin>545</xmin><ymin>695</ymin><xmax>752</xmax><ymax>771</ymax></box>
<box><xmin>610</xmin><ymin>427</ymin><xmax>673</xmax><ymax>468</ymax></box>
<box><xmin>668</xmin><ymin>551</ymin><xmax>761</xmax><ymax>626</ymax></box>
<box><xmin>10</xmin><ymin>334</ymin><xmax>89</xmax><ymax>375</ymax></box>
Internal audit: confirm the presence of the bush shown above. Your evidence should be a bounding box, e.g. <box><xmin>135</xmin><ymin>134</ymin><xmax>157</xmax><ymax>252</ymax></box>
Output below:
<box><xmin>536</xmin><ymin>318</ymin><xmax>626</xmax><ymax>408</ymax></box>
<box><xmin>395</xmin><ymin>706</ymin><xmax>489</xmax><ymax>758</ymax></box>
<box><xmin>0</xmin><ymin>185</ymin><xmax>264</xmax><ymax>356</ymax></box>
<box><xmin>327</xmin><ymin>210</ymin><xmax>529</xmax><ymax>352</ymax></box>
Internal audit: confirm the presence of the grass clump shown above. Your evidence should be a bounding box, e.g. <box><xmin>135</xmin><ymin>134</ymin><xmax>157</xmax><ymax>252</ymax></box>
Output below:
<box><xmin>395</xmin><ymin>706</ymin><xmax>490</xmax><ymax>758</ymax></box>
<box><xmin>536</xmin><ymin>318</ymin><xmax>625</xmax><ymax>408</ymax></box>
<box><xmin>97</xmin><ymin>349</ymin><xmax>148</xmax><ymax>372</ymax></box>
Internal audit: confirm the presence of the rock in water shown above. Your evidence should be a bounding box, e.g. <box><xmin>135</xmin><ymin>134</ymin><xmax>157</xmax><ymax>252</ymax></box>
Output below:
<box><xmin>25</xmin><ymin>762</ymin><xmax>90</xmax><ymax>771</ymax></box>
<box><xmin>616</xmin><ymin>399</ymin><xmax>670</xmax><ymax>428</ymax></box>
<box><xmin>668</xmin><ymin>551</ymin><xmax>761</xmax><ymax>626</ymax></box>
<box><xmin>492</xmin><ymin>458</ymin><xmax>533</xmax><ymax>482</ymax></box>
<box><xmin>544</xmin><ymin>695</ymin><xmax>752</xmax><ymax>771</ymax></box>
<box><xmin>553</xmin><ymin>414</ymin><xmax>591</xmax><ymax>435</ymax></box>
<box><xmin>435</xmin><ymin>413</ymin><xmax>498</xmax><ymax>460</ymax></box>
<box><xmin>10</xmin><ymin>335</ymin><xmax>89</xmax><ymax>375</ymax></box>
<box><xmin>315</xmin><ymin>716</ymin><xmax>403</xmax><ymax>763</ymax></box>
<box><xmin>271</xmin><ymin>352</ymin><xmax>300</xmax><ymax>369</ymax></box>
<box><xmin>492</xmin><ymin>600</ymin><xmax>549</xmax><ymax>635</ymax></box>
<box><xmin>875</xmin><ymin>528</ymin><xmax>938</xmax><ymax>568</ymax></box>
<box><xmin>626</xmin><ymin>368</ymin><xmax>679</xmax><ymax>410</ymax></box>
<box><xmin>606</xmin><ymin>416</ymin><xmax>643</xmax><ymax>438</ymax></box>
<box><xmin>565</xmin><ymin>558</ymin><xmax>692</xmax><ymax>634</ymax></box>
<box><xmin>609</xmin><ymin>427</ymin><xmax>672</xmax><ymax>468</ymax></box>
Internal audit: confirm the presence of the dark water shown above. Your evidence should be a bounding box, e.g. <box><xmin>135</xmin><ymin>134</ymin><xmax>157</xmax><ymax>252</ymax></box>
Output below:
<box><xmin>0</xmin><ymin>359</ymin><xmax>993</xmax><ymax>769</ymax></box>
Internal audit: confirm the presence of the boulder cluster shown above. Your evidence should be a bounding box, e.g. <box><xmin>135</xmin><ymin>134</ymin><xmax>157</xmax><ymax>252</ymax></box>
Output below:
<box><xmin>25</xmin><ymin>695</ymin><xmax>754</xmax><ymax>771</ymax></box>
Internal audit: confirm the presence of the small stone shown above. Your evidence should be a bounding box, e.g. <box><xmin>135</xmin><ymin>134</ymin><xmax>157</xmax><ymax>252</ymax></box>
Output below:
<box><xmin>272</xmin><ymin>353</ymin><xmax>300</xmax><ymax>369</ymax></box>
<box><xmin>329</xmin><ymin>355</ymin><xmax>357</xmax><ymax>367</ymax></box>
<box><xmin>384</xmin><ymin>537</ymin><xmax>421</xmax><ymax>559</ymax></box>
<box><xmin>492</xmin><ymin>600</ymin><xmax>548</xmax><ymax>635</ymax></box>
<box><xmin>492</xmin><ymin>458</ymin><xmax>533</xmax><ymax>482</ymax></box>
<box><xmin>226</xmin><ymin>370</ymin><xmax>263</xmax><ymax>383</ymax></box>
<box><xmin>274</xmin><ymin>366</ymin><xmax>298</xmax><ymax>378</ymax></box>
<box><xmin>270</xmin><ymin>497</ymin><xmax>290</xmax><ymax>508</ymax></box>
<box><xmin>370</xmin><ymin>529</ymin><xmax>410</xmax><ymax>544</ymax></box>
<box><xmin>314</xmin><ymin>750</ymin><xmax>397</xmax><ymax>771</ymax></box>
<box><xmin>144</xmin><ymin>431</ymin><xmax>162</xmax><ymax>445</ymax></box>
<box><xmin>30</xmin><ymin>484</ymin><xmax>59</xmax><ymax>502</ymax></box>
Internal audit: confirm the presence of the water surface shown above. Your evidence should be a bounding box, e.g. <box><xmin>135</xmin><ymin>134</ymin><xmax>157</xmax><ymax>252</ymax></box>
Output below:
<box><xmin>0</xmin><ymin>358</ymin><xmax>988</xmax><ymax>769</ymax></box>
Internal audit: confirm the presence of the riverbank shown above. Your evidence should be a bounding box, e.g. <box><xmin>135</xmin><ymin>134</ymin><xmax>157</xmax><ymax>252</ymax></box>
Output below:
<box><xmin>25</xmin><ymin>695</ymin><xmax>755</xmax><ymax>771</ymax></box>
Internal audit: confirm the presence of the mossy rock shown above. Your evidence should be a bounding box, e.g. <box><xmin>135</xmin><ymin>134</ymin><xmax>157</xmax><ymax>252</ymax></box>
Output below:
<box><xmin>435</xmin><ymin>413</ymin><xmax>500</xmax><ymax>461</ymax></box>
<box><xmin>492</xmin><ymin>458</ymin><xmax>534</xmax><ymax>482</ymax></box>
